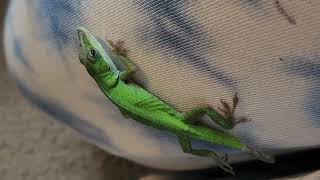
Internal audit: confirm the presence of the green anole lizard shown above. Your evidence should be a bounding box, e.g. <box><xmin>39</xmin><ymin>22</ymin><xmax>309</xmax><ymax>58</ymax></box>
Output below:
<box><xmin>77</xmin><ymin>27</ymin><xmax>275</xmax><ymax>174</ymax></box>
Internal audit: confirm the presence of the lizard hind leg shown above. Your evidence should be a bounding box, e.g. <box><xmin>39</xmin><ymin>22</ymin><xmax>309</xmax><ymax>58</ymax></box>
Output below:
<box><xmin>182</xmin><ymin>105</ymin><xmax>237</xmax><ymax>130</ymax></box>
<box><xmin>177</xmin><ymin>135</ymin><xmax>235</xmax><ymax>175</ymax></box>
<box><xmin>182</xmin><ymin>93</ymin><xmax>251</xmax><ymax>130</ymax></box>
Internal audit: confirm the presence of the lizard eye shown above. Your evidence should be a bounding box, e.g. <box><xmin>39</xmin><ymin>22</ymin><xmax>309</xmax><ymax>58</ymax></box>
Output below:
<box><xmin>87</xmin><ymin>48</ymin><xmax>100</xmax><ymax>61</ymax></box>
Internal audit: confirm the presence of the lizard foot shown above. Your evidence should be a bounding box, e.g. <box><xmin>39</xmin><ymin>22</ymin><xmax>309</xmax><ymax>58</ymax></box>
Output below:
<box><xmin>108</xmin><ymin>40</ymin><xmax>128</xmax><ymax>57</ymax></box>
<box><xmin>212</xmin><ymin>153</ymin><xmax>235</xmax><ymax>175</ymax></box>
<box><xmin>242</xmin><ymin>145</ymin><xmax>275</xmax><ymax>164</ymax></box>
<box><xmin>218</xmin><ymin>93</ymin><xmax>251</xmax><ymax>127</ymax></box>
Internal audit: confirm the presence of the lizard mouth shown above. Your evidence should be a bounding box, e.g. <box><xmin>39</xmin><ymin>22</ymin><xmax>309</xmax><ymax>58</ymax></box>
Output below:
<box><xmin>77</xmin><ymin>28</ymin><xmax>88</xmax><ymax>65</ymax></box>
<box><xmin>77</xmin><ymin>27</ymin><xmax>87</xmax><ymax>49</ymax></box>
<box><xmin>78</xmin><ymin>28</ymin><xmax>85</xmax><ymax>41</ymax></box>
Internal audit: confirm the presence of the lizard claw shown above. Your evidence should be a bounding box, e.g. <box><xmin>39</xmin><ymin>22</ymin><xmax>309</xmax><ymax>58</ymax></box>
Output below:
<box><xmin>232</xmin><ymin>92</ymin><xmax>239</xmax><ymax>110</ymax></box>
<box><xmin>221</xmin><ymin>153</ymin><xmax>229</xmax><ymax>162</ymax></box>
<box><xmin>212</xmin><ymin>153</ymin><xmax>235</xmax><ymax>175</ymax></box>
<box><xmin>218</xmin><ymin>93</ymin><xmax>251</xmax><ymax>128</ymax></box>
<box><xmin>236</xmin><ymin>117</ymin><xmax>252</xmax><ymax>124</ymax></box>
<box><xmin>220</xmin><ymin>99</ymin><xmax>231</xmax><ymax>114</ymax></box>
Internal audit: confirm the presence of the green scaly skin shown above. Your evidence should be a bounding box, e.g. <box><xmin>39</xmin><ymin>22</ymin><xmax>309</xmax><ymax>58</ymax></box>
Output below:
<box><xmin>77</xmin><ymin>27</ymin><xmax>275</xmax><ymax>175</ymax></box>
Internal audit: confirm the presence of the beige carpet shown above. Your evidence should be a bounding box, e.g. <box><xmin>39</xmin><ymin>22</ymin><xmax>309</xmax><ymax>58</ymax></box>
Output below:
<box><xmin>0</xmin><ymin>69</ymin><xmax>152</xmax><ymax>180</ymax></box>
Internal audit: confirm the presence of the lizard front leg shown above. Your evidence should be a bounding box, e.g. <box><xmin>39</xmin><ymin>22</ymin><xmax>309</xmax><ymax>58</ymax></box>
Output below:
<box><xmin>177</xmin><ymin>135</ymin><xmax>234</xmax><ymax>175</ymax></box>
<box><xmin>182</xmin><ymin>93</ymin><xmax>250</xmax><ymax>130</ymax></box>
<box><xmin>108</xmin><ymin>40</ymin><xmax>136</xmax><ymax>81</ymax></box>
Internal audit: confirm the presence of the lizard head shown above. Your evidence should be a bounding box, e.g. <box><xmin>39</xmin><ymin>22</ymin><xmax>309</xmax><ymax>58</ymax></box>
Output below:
<box><xmin>77</xmin><ymin>27</ymin><xmax>118</xmax><ymax>77</ymax></box>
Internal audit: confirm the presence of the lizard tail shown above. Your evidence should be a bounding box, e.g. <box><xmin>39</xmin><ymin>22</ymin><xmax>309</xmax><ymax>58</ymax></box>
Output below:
<box><xmin>188</xmin><ymin>125</ymin><xmax>275</xmax><ymax>163</ymax></box>
<box><xmin>241</xmin><ymin>145</ymin><xmax>275</xmax><ymax>164</ymax></box>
